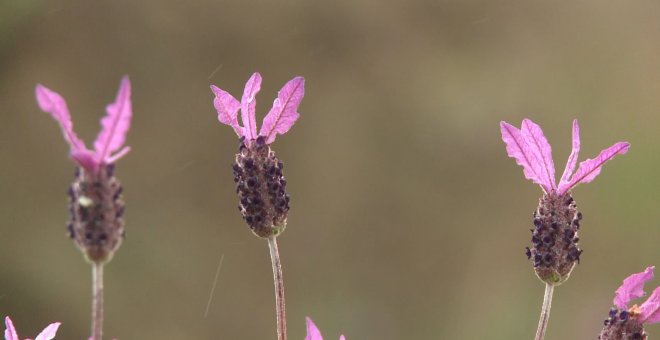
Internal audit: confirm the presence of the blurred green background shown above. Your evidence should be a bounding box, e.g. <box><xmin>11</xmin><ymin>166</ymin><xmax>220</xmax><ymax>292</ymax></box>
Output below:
<box><xmin>1</xmin><ymin>0</ymin><xmax>658</xmax><ymax>339</ymax></box>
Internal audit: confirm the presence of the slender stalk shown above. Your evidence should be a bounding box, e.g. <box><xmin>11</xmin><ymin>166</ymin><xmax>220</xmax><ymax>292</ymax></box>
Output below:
<box><xmin>535</xmin><ymin>283</ymin><xmax>555</xmax><ymax>340</ymax></box>
<box><xmin>268</xmin><ymin>236</ymin><xmax>286</xmax><ymax>340</ymax></box>
<box><xmin>91</xmin><ymin>262</ymin><xmax>104</xmax><ymax>340</ymax></box>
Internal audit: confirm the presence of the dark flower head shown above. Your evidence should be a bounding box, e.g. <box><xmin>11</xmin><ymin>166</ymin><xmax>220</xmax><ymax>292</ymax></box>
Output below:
<box><xmin>501</xmin><ymin>119</ymin><xmax>629</xmax><ymax>284</ymax></box>
<box><xmin>36</xmin><ymin>77</ymin><xmax>132</xmax><ymax>263</ymax></box>
<box><xmin>211</xmin><ymin>73</ymin><xmax>304</xmax><ymax>238</ymax></box>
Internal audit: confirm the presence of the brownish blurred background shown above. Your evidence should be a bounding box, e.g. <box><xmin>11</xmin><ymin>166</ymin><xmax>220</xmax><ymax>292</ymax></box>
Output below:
<box><xmin>1</xmin><ymin>0</ymin><xmax>659</xmax><ymax>339</ymax></box>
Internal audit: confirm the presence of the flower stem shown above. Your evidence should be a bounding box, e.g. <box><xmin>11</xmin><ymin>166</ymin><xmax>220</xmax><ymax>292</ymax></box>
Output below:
<box><xmin>268</xmin><ymin>236</ymin><xmax>286</xmax><ymax>340</ymax></box>
<box><xmin>91</xmin><ymin>262</ymin><xmax>104</xmax><ymax>340</ymax></box>
<box><xmin>535</xmin><ymin>283</ymin><xmax>554</xmax><ymax>340</ymax></box>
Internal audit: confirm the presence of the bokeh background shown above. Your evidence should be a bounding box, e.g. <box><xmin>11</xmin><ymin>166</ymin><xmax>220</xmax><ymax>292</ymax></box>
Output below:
<box><xmin>1</xmin><ymin>0</ymin><xmax>659</xmax><ymax>339</ymax></box>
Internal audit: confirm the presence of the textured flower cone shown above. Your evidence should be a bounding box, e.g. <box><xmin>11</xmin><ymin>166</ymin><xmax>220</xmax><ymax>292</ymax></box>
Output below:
<box><xmin>233</xmin><ymin>136</ymin><xmax>290</xmax><ymax>238</ymax></box>
<box><xmin>68</xmin><ymin>164</ymin><xmax>125</xmax><ymax>264</ymax></box>
<box><xmin>501</xmin><ymin>119</ymin><xmax>629</xmax><ymax>285</ymax></box>
<box><xmin>528</xmin><ymin>193</ymin><xmax>582</xmax><ymax>285</ymax></box>
<box><xmin>599</xmin><ymin>308</ymin><xmax>647</xmax><ymax>340</ymax></box>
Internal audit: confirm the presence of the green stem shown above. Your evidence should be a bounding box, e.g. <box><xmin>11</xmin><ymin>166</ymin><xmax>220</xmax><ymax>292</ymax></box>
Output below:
<box><xmin>268</xmin><ymin>236</ymin><xmax>286</xmax><ymax>340</ymax></box>
<box><xmin>91</xmin><ymin>262</ymin><xmax>104</xmax><ymax>340</ymax></box>
<box><xmin>535</xmin><ymin>283</ymin><xmax>554</xmax><ymax>340</ymax></box>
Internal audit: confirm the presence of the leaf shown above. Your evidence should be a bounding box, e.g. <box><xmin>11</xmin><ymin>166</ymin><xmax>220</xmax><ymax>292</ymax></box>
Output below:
<box><xmin>640</xmin><ymin>287</ymin><xmax>660</xmax><ymax>324</ymax></box>
<box><xmin>559</xmin><ymin>141</ymin><xmax>629</xmax><ymax>194</ymax></box>
<box><xmin>521</xmin><ymin>119</ymin><xmax>556</xmax><ymax>190</ymax></box>
<box><xmin>558</xmin><ymin>119</ymin><xmax>580</xmax><ymax>189</ymax></box>
<box><xmin>259</xmin><ymin>77</ymin><xmax>304</xmax><ymax>144</ymax></box>
<box><xmin>210</xmin><ymin>85</ymin><xmax>243</xmax><ymax>137</ymax></box>
<box><xmin>93</xmin><ymin>76</ymin><xmax>132</xmax><ymax>164</ymax></box>
<box><xmin>35</xmin><ymin>84</ymin><xmax>87</xmax><ymax>153</ymax></box>
<box><xmin>500</xmin><ymin>121</ymin><xmax>551</xmax><ymax>193</ymax></box>
<box><xmin>240</xmin><ymin>72</ymin><xmax>261</xmax><ymax>140</ymax></box>
<box><xmin>614</xmin><ymin>266</ymin><xmax>654</xmax><ymax>309</ymax></box>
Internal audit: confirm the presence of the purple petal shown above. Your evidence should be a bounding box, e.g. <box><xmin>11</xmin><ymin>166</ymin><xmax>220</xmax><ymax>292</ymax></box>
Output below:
<box><xmin>210</xmin><ymin>85</ymin><xmax>243</xmax><ymax>137</ymax></box>
<box><xmin>639</xmin><ymin>287</ymin><xmax>660</xmax><ymax>324</ymax></box>
<box><xmin>613</xmin><ymin>266</ymin><xmax>654</xmax><ymax>309</ymax></box>
<box><xmin>305</xmin><ymin>317</ymin><xmax>323</xmax><ymax>340</ymax></box>
<box><xmin>4</xmin><ymin>317</ymin><xmax>18</xmax><ymax>340</ymax></box>
<box><xmin>240</xmin><ymin>73</ymin><xmax>261</xmax><ymax>140</ymax></box>
<box><xmin>259</xmin><ymin>77</ymin><xmax>304</xmax><ymax>144</ymax></box>
<box><xmin>35</xmin><ymin>84</ymin><xmax>90</xmax><ymax>159</ymax></box>
<box><xmin>34</xmin><ymin>322</ymin><xmax>61</xmax><ymax>340</ymax></box>
<box><xmin>500</xmin><ymin>121</ymin><xmax>551</xmax><ymax>193</ymax></box>
<box><xmin>558</xmin><ymin>141</ymin><xmax>630</xmax><ymax>194</ymax></box>
<box><xmin>93</xmin><ymin>76</ymin><xmax>132</xmax><ymax>165</ymax></box>
<box><xmin>558</xmin><ymin>119</ymin><xmax>580</xmax><ymax>189</ymax></box>
<box><xmin>521</xmin><ymin>119</ymin><xmax>556</xmax><ymax>191</ymax></box>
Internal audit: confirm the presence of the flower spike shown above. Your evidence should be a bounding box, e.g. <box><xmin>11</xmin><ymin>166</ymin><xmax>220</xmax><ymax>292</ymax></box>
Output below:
<box><xmin>501</xmin><ymin>119</ymin><xmax>629</xmax><ymax>285</ymax></box>
<box><xmin>210</xmin><ymin>73</ymin><xmax>304</xmax><ymax>238</ymax></box>
<box><xmin>36</xmin><ymin>77</ymin><xmax>131</xmax><ymax>263</ymax></box>
<box><xmin>600</xmin><ymin>267</ymin><xmax>660</xmax><ymax>339</ymax></box>
<box><xmin>4</xmin><ymin>316</ymin><xmax>60</xmax><ymax>340</ymax></box>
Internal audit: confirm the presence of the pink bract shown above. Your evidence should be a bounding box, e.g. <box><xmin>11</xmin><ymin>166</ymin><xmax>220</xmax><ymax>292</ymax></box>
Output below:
<box><xmin>35</xmin><ymin>76</ymin><xmax>133</xmax><ymax>173</ymax></box>
<box><xmin>210</xmin><ymin>72</ymin><xmax>304</xmax><ymax>144</ymax></box>
<box><xmin>305</xmin><ymin>317</ymin><xmax>345</xmax><ymax>340</ymax></box>
<box><xmin>4</xmin><ymin>316</ymin><xmax>60</xmax><ymax>340</ymax></box>
<box><xmin>612</xmin><ymin>267</ymin><xmax>660</xmax><ymax>325</ymax></box>
<box><xmin>500</xmin><ymin>119</ymin><xmax>629</xmax><ymax>195</ymax></box>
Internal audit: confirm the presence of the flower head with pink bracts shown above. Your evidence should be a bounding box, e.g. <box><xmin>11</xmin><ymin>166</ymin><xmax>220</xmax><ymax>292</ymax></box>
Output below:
<box><xmin>600</xmin><ymin>266</ymin><xmax>660</xmax><ymax>340</ymax></box>
<box><xmin>35</xmin><ymin>77</ymin><xmax>132</xmax><ymax>263</ymax></box>
<box><xmin>4</xmin><ymin>316</ymin><xmax>60</xmax><ymax>340</ymax></box>
<box><xmin>305</xmin><ymin>317</ymin><xmax>345</xmax><ymax>340</ymax></box>
<box><xmin>210</xmin><ymin>73</ymin><xmax>304</xmax><ymax>238</ymax></box>
<box><xmin>35</xmin><ymin>76</ymin><xmax>132</xmax><ymax>174</ymax></box>
<box><xmin>500</xmin><ymin>119</ymin><xmax>629</xmax><ymax>284</ymax></box>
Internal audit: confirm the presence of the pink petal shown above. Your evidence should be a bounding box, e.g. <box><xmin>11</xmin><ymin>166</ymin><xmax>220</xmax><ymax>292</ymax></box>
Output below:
<box><xmin>500</xmin><ymin>121</ymin><xmax>551</xmax><ymax>193</ymax></box>
<box><xmin>34</xmin><ymin>322</ymin><xmax>60</xmax><ymax>340</ymax></box>
<box><xmin>613</xmin><ymin>266</ymin><xmax>654</xmax><ymax>309</ymax></box>
<box><xmin>240</xmin><ymin>73</ymin><xmax>261</xmax><ymax>140</ymax></box>
<box><xmin>259</xmin><ymin>77</ymin><xmax>304</xmax><ymax>144</ymax></box>
<box><xmin>4</xmin><ymin>317</ymin><xmax>18</xmax><ymax>340</ymax></box>
<box><xmin>35</xmin><ymin>84</ymin><xmax>89</xmax><ymax>157</ymax></box>
<box><xmin>305</xmin><ymin>317</ymin><xmax>323</xmax><ymax>340</ymax></box>
<box><xmin>521</xmin><ymin>119</ymin><xmax>556</xmax><ymax>191</ymax></box>
<box><xmin>639</xmin><ymin>287</ymin><xmax>660</xmax><ymax>324</ymax></box>
<box><xmin>558</xmin><ymin>119</ymin><xmax>580</xmax><ymax>189</ymax></box>
<box><xmin>339</xmin><ymin>336</ymin><xmax>346</xmax><ymax>340</ymax></box>
<box><xmin>210</xmin><ymin>85</ymin><xmax>243</xmax><ymax>137</ymax></box>
<box><xmin>558</xmin><ymin>141</ymin><xmax>630</xmax><ymax>194</ymax></box>
<box><xmin>93</xmin><ymin>76</ymin><xmax>132</xmax><ymax>165</ymax></box>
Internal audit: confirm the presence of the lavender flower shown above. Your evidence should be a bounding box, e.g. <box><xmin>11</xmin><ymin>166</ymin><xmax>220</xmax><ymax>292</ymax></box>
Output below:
<box><xmin>305</xmin><ymin>317</ymin><xmax>345</xmax><ymax>340</ymax></box>
<box><xmin>501</xmin><ymin>119</ymin><xmax>629</xmax><ymax>284</ymax></box>
<box><xmin>35</xmin><ymin>77</ymin><xmax>132</xmax><ymax>264</ymax></box>
<box><xmin>599</xmin><ymin>266</ymin><xmax>660</xmax><ymax>339</ymax></box>
<box><xmin>4</xmin><ymin>317</ymin><xmax>60</xmax><ymax>340</ymax></box>
<box><xmin>211</xmin><ymin>72</ymin><xmax>304</xmax><ymax>238</ymax></box>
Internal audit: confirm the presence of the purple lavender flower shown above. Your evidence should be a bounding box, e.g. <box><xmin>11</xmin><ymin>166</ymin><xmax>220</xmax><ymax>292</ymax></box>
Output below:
<box><xmin>35</xmin><ymin>77</ymin><xmax>132</xmax><ymax>264</ymax></box>
<box><xmin>211</xmin><ymin>72</ymin><xmax>304</xmax><ymax>238</ymax></box>
<box><xmin>599</xmin><ymin>266</ymin><xmax>660</xmax><ymax>339</ymax></box>
<box><xmin>4</xmin><ymin>316</ymin><xmax>60</xmax><ymax>340</ymax></box>
<box><xmin>501</xmin><ymin>119</ymin><xmax>629</xmax><ymax>284</ymax></box>
<box><xmin>305</xmin><ymin>317</ymin><xmax>345</xmax><ymax>340</ymax></box>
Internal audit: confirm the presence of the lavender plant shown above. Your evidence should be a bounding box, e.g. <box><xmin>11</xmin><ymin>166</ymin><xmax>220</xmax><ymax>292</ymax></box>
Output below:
<box><xmin>210</xmin><ymin>72</ymin><xmax>304</xmax><ymax>340</ymax></box>
<box><xmin>599</xmin><ymin>267</ymin><xmax>660</xmax><ymax>339</ymax></box>
<box><xmin>500</xmin><ymin>119</ymin><xmax>629</xmax><ymax>340</ymax></box>
<box><xmin>4</xmin><ymin>316</ymin><xmax>60</xmax><ymax>340</ymax></box>
<box><xmin>35</xmin><ymin>77</ymin><xmax>133</xmax><ymax>340</ymax></box>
